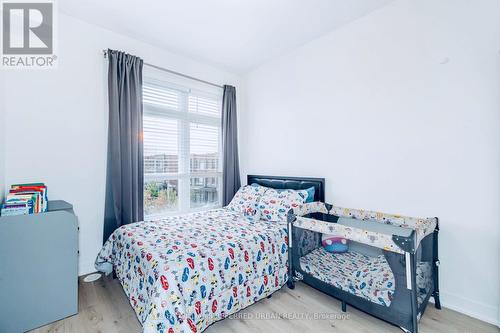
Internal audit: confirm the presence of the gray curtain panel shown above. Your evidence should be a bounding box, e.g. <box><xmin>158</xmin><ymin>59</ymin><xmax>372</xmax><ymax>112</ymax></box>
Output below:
<box><xmin>221</xmin><ymin>85</ymin><xmax>241</xmax><ymax>205</ymax></box>
<box><xmin>103</xmin><ymin>49</ymin><xmax>144</xmax><ymax>243</ymax></box>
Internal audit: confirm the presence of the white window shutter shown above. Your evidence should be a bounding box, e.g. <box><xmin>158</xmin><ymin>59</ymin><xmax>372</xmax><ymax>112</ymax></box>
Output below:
<box><xmin>142</xmin><ymin>70</ymin><xmax>222</xmax><ymax>218</ymax></box>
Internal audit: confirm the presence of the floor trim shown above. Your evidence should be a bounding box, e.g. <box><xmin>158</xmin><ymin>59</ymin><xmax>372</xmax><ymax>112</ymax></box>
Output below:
<box><xmin>431</xmin><ymin>291</ymin><xmax>499</xmax><ymax>327</ymax></box>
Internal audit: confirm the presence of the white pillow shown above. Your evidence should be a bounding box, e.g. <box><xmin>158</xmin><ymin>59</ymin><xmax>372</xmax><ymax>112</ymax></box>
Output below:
<box><xmin>226</xmin><ymin>185</ymin><xmax>267</xmax><ymax>216</ymax></box>
<box><xmin>258</xmin><ymin>188</ymin><xmax>308</xmax><ymax>221</ymax></box>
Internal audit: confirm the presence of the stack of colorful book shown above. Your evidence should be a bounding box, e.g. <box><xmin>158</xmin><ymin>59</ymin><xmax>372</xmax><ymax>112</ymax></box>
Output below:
<box><xmin>0</xmin><ymin>183</ymin><xmax>48</xmax><ymax>216</ymax></box>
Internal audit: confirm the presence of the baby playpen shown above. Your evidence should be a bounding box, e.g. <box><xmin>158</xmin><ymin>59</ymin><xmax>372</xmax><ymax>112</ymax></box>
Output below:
<box><xmin>287</xmin><ymin>202</ymin><xmax>440</xmax><ymax>333</ymax></box>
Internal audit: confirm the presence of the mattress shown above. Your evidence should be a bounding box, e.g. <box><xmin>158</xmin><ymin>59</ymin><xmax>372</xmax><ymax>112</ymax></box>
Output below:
<box><xmin>96</xmin><ymin>208</ymin><xmax>289</xmax><ymax>333</ymax></box>
<box><xmin>299</xmin><ymin>248</ymin><xmax>395</xmax><ymax>306</ymax></box>
<box><xmin>299</xmin><ymin>248</ymin><xmax>434</xmax><ymax>308</ymax></box>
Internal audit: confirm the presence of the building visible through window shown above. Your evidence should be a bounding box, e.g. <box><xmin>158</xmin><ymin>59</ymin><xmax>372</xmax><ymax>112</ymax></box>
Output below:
<box><xmin>142</xmin><ymin>70</ymin><xmax>222</xmax><ymax>218</ymax></box>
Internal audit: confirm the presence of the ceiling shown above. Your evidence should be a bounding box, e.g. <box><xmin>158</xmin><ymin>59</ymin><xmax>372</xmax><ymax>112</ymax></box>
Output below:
<box><xmin>59</xmin><ymin>0</ymin><xmax>393</xmax><ymax>74</ymax></box>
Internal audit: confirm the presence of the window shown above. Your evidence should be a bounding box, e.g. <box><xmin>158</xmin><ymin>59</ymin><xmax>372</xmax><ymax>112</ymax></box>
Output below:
<box><xmin>143</xmin><ymin>71</ymin><xmax>222</xmax><ymax>218</ymax></box>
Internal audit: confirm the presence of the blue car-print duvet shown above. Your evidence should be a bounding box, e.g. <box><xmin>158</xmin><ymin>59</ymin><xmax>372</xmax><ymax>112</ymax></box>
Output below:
<box><xmin>96</xmin><ymin>208</ymin><xmax>289</xmax><ymax>333</ymax></box>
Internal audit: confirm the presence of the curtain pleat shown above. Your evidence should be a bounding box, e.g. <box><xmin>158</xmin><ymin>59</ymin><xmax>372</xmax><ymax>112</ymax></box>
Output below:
<box><xmin>221</xmin><ymin>85</ymin><xmax>241</xmax><ymax>205</ymax></box>
<box><xmin>103</xmin><ymin>49</ymin><xmax>144</xmax><ymax>243</ymax></box>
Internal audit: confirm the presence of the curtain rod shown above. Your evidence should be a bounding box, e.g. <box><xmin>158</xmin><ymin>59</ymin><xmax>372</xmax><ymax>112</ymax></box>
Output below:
<box><xmin>102</xmin><ymin>49</ymin><xmax>224</xmax><ymax>89</ymax></box>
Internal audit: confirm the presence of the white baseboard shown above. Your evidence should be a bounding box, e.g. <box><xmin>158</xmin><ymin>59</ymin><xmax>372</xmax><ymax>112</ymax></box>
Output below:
<box><xmin>430</xmin><ymin>291</ymin><xmax>499</xmax><ymax>327</ymax></box>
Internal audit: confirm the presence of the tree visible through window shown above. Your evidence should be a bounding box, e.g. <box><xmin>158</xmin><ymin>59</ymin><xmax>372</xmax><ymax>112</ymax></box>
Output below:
<box><xmin>142</xmin><ymin>73</ymin><xmax>222</xmax><ymax>218</ymax></box>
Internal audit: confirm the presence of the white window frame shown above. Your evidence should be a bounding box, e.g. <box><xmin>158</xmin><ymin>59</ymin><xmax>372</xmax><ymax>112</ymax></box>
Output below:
<box><xmin>143</xmin><ymin>75</ymin><xmax>223</xmax><ymax>220</ymax></box>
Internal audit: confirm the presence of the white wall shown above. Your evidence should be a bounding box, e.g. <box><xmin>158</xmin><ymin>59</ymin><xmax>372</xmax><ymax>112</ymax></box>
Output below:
<box><xmin>241</xmin><ymin>0</ymin><xmax>500</xmax><ymax>326</ymax></box>
<box><xmin>2</xmin><ymin>13</ymin><xmax>241</xmax><ymax>276</ymax></box>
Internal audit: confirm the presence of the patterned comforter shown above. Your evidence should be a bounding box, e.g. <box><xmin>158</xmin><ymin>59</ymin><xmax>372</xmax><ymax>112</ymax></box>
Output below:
<box><xmin>96</xmin><ymin>208</ymin><xmax>289</xmax><ymax>333</ymax></box>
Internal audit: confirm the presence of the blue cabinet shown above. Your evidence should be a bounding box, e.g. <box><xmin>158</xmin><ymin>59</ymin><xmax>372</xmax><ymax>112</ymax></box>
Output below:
<box><xmin>0</xmin><ymin>200</ymin><xmax>78</xmax><ymax>333</ymax></box>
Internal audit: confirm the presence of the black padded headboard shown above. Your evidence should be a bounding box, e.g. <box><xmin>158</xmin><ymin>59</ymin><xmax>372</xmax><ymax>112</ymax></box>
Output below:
<box><xmin>247</xmin><ymin>175</ymin><xmax>325</xmax><ymax>202</ymax></box>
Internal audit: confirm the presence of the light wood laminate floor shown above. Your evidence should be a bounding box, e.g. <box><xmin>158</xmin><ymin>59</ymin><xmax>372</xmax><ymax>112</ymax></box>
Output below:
<box><xmin>30</xmin><ymin>275</ymin><xmax>498</xmax><ymax>333</ymax></box>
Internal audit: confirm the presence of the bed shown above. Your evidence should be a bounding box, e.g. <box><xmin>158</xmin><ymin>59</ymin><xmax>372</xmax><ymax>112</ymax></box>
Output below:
<box><xmin>95</xmin><ymin>175</ymin><xmax>325</xmax><ymax>333</ymax></box>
